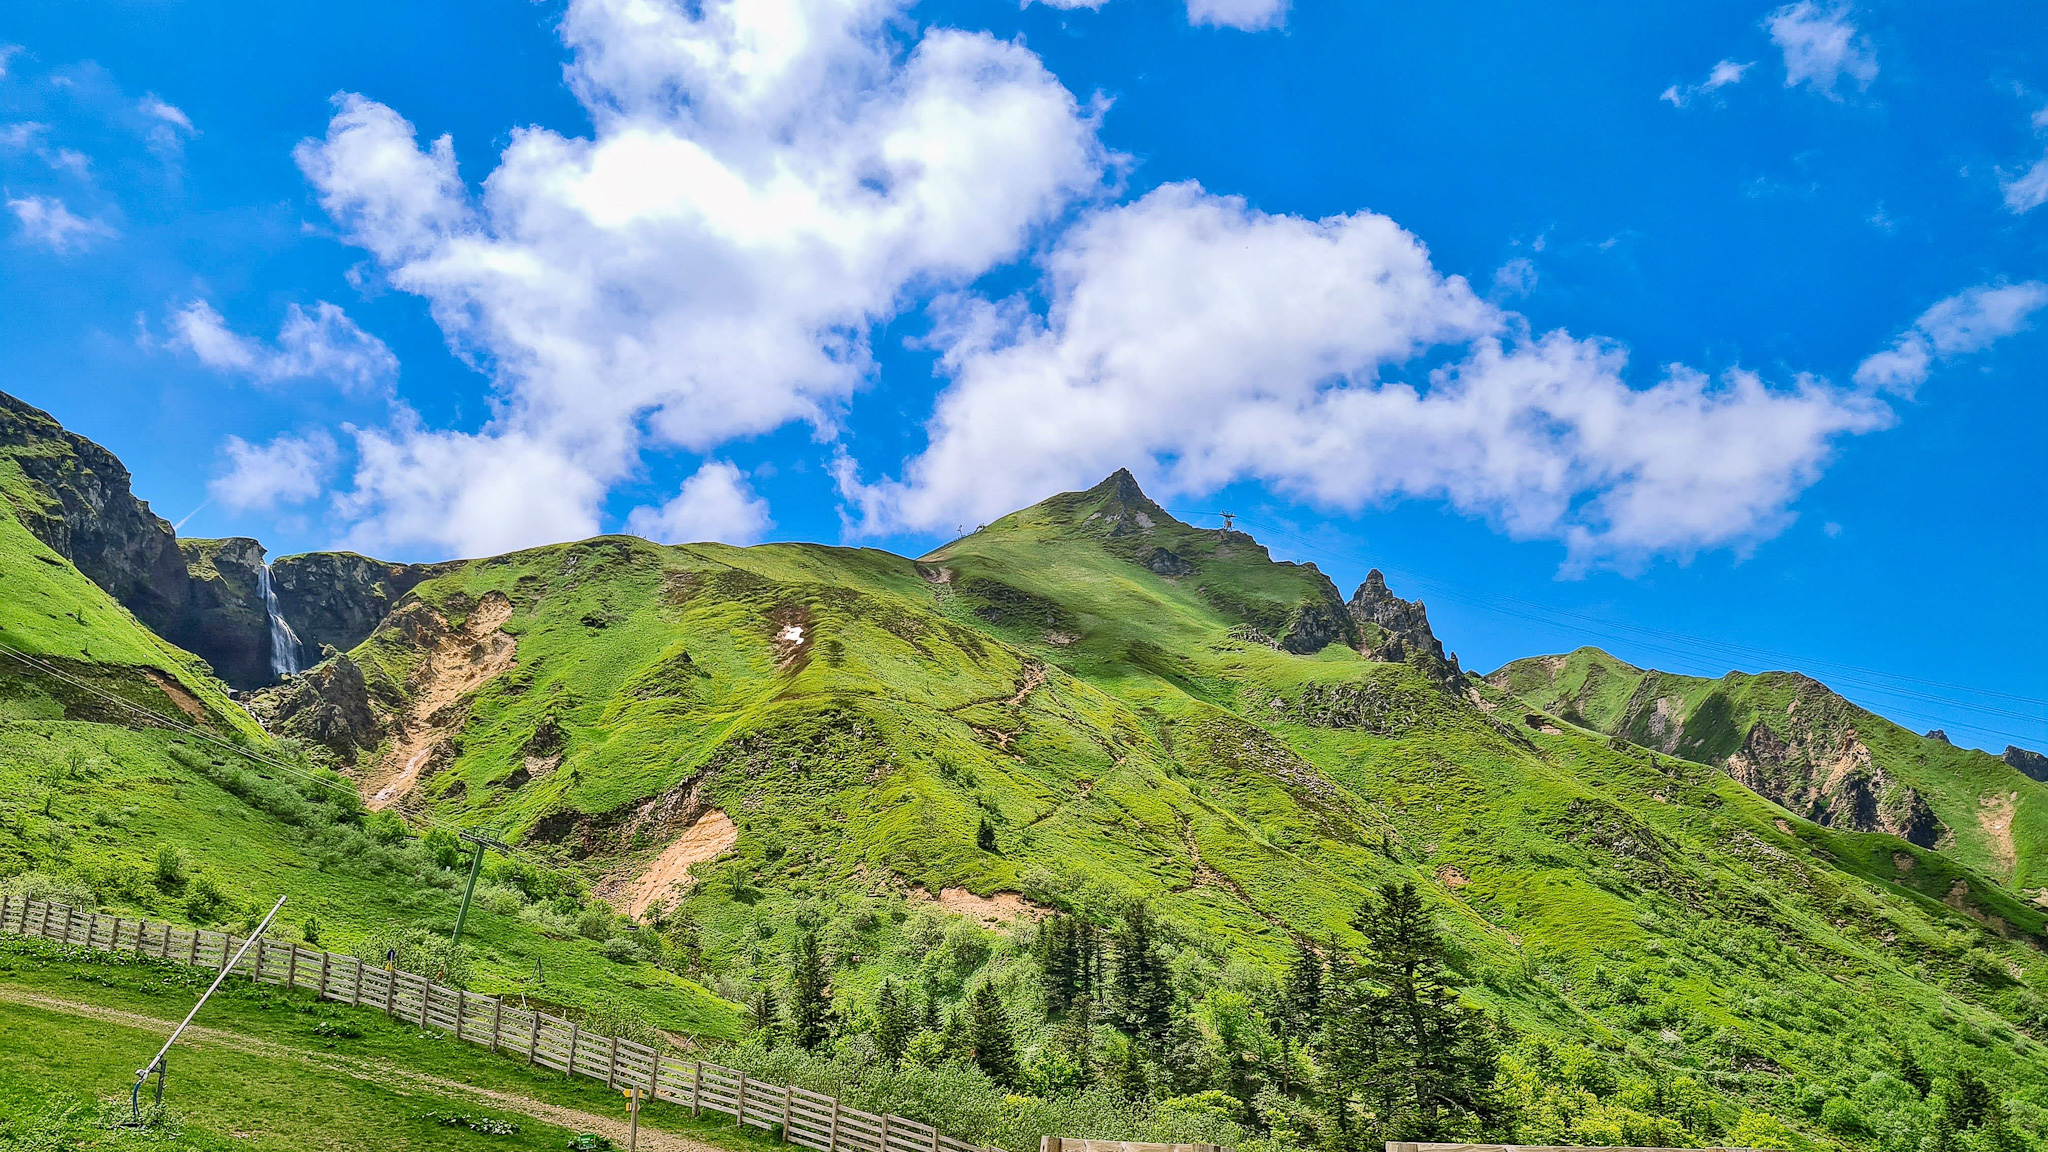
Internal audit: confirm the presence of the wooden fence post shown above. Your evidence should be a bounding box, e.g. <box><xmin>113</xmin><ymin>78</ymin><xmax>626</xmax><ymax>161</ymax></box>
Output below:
<box><xmin>880</xmin><ymin>1112</ymin><xmax>891</xmax><ymax>1152</ymax></box>
<box><xmin>318</xmin><ymin>950</ymin><xmax>330</xmax><ymax>998</ymax></box>
<box><xmin>418</xmin><ymin>978</ymin><xmax>431</xmax><ymax>1028</ymax></box>
<box><xmin>566</xmin><ymin>1023</ymin><xmax>580</xmax><ymax>1080</ymax></box>
<box><xmin>527</xmin><ymin>1014</ymin><xmax>540</xmax><ymax>1066</ymax></box>
<box><xmin>646</xmin><ymin>1052</ymin><xmax>659</xmax><ymax>1102</ymax></box>
<box><xmin>828</xmin><ymin>1099</ymin><xmax>840</xmax><ymax>1152</ymax></box>
<box><xmin>455</xmin><ymin>990</ymin><xmax>467</xmax><ymax>1042</ymax></box>
<box><xmin>490</xmin><ymin>998</ymin><xmax>503</xmax><ymax>1052</ymax></box>
<box><xmin>253</xmin><ymin>937</ymin><xmax>265</xmax><ymax>983</ymax></box>
<box><xmin>691</xmin><ymin>1060</ymin><xmax>703</xmax><ymax>1116</ymax></box>
<box><xmin>781</xmin><ymin>1085</ymin><xmax>793</xmax><ymax>1142</ymax></box>
<box><xmin>286</xmin><ymin>943</ymin><xmax>300</xmax><ymax>990</ymax></box>
<box><xmin>606</xmin><ymin>1036</ymin><xmax>620</xmax><ymax>1090</ymax></box>
<box><xmin>384</xmin><ymin>968</ymin><xmax>397</xmax><ymax>1017</ymax></box>
<box><xmin>736</xmin><ymin>1074</ymin><xmax>749</xmax><ymax>1129</ymax></box>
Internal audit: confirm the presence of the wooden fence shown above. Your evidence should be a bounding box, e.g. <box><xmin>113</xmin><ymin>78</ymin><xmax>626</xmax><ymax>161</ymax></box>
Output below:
<box><xmin>1385</xmin><ymin>1145</ymin><xmax>1771</xmax><ymax>1152</ymax></box>
<box><xmin>0</xmin><ymin>894</ymin><xmax>994</xmax><ymax>1152</ymax></box>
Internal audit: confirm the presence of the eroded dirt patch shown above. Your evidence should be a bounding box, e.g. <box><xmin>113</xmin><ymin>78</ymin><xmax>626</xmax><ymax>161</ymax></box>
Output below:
<box><xmin>607</xmin><ymin>809</ymin><xmax>738</xmax><ymax>919</ymax></box>
<box><xmin>364</xmin><ymin>592</ymin><xmax>517</xmax><ymax>811</ymax></box>
<box><xmin>1979</xmin><ymin>790</ymin><xmax>2020</xmax><ymax>881</ymax></box>
<box><xmin>911</xmin><ymin>885</ymin><xmax>1048</xmax><ymax>926</ymax></box>
<box><xmin>142</xmin><ymin>668</ymin><xmax>210</xmax><ymax>724</ymax></box>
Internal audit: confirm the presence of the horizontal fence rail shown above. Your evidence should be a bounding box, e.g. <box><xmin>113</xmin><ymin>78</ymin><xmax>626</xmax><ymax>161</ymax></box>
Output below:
<box><xmin>0</xmin><ymin>894</ymin><xmax>994</xmax><ymax>1152</ymax></box>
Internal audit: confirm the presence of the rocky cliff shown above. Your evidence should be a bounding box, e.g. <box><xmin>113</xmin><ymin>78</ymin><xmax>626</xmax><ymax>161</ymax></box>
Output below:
<box><xmin>0</xmin><ymin>391</ymin><xmax>190</xmax><ymax>638</ymax></box>
<box><xmin>172</xmin><ymin>538</ymin><xmax>274</xmax><ymax>690</ymax></box>
<box><xmin>2009</xmin><ymin>746</ymin><xmax>2048</xmax><ymax>784</ymax></box>
<box><xmin>1347</xmin><ymin>569</ymin><xmax>1462</xmax><ymax>684</ymax></box>
<box><xmin>270</xmin><ymin>551</ymin><xmax>450</xmax><ymax>666</ymax></box>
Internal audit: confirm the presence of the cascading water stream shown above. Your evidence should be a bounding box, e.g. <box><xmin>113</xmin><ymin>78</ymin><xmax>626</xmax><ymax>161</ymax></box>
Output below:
<box><xmin>258</xmin><ymin>563</ymin><xmax>303</xmax><ymax>678</ymax></box>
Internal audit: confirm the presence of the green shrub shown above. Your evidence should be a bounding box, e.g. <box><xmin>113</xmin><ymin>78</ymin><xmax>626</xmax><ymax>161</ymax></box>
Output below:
<box><xmin>0</xmin><ymin>871</ymin><xmax>94</xmax><ymax>908</ymax></box>
<box><xmin>578</xmin><ymin>908</ymin><xmax>616</xmax><ymax>941</ymax></box>
<box><xmin>151</xmin><ymin>843</ymin><xmax>187</xmax><ymax>891</ymax></box>
<box><xmin>602</xmin><ymin>936</ymin><xmax>643</xmax><ymax>964</ymax></box>
<box><xmin>183</xmin><ymin>874</ymin><xmax>227</xmax><ymax>923</ymax></box>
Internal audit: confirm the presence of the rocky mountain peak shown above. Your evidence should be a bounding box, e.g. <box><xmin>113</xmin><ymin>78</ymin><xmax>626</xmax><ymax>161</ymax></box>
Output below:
<box><xmin>1346</xmin><ymin>569</ymin><xmax>1461</xmax><ymax>681</ymax></box>
<box><xmin>2006</xmin><ymin>745</ymin><xmax>2048</xmax><ymax>783</ymax></box>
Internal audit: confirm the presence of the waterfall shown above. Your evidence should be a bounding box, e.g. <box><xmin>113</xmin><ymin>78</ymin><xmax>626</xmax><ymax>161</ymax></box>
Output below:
<box><xmin>258</xmin><ymin>563</ymin><xmax>303</xmax><ymax>678</ymax></box>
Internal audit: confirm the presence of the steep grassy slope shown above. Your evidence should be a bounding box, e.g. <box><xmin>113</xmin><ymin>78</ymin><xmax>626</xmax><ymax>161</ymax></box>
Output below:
<box><xmin>1490</xmin><ymin>647</ymin><xmax>2048</xmax><ymax>890</ymax></box>
<box><xmin>234</xmin><ymin>472</ymin><xmax>2048</xmax><ymax>1150</ymax></box>
<box><xmin>0</xmin><ymin>456</ymin><xmax>741</xmax><ymax>1037</ymax></box>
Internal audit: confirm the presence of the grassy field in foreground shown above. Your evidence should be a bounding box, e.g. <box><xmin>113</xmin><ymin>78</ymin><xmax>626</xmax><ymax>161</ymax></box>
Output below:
<box><xmin>0</xmin><ymin>935</ymin><xmax>787</xmax><ymax>1152</ymax></box>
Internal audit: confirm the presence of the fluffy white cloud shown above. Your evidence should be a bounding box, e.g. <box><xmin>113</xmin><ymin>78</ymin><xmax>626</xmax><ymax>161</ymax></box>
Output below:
<box><xmin>1854</xmin><ymin>281</ymin><xmax>2048</xmax><ymax>394</ymax></box>
<box><xmin>1766</xmin><ymin>3</ymin><xmax>1876</xmax><ymax>96</ymax></box>
<box><xmin>838</xmin><ymin>182</ymin><xmax>1894</xmax><ymax>569</ymax></box>
<box><xmin>296</xmin><ymin>0</ymin><xmax>1106</xmax><ymax>558</ymax></box>
<box><xmin>138</xmin><ymin>93</ymin><xmax>195</xmax><ymax>161</ymax></box>
<box><xmin>166</xmin><ymin>299</ymin><xmax>398</xmax><ymax>392</ymax></box>
<box><xmin>0</xmin><ymin>46</ymin><xmax>20</xmax><ymax>79</ymax></box>
<box><xmin>2001</xmin><ymin>105</ymin><xmax>2048</xmax><ymax>214</ymax></box>
<box><xmin>1660</xmin><ymin>59</ymin><xmax>1753</xmax><ymax>107</ymax></box>
<box><xmin>1028</xmin><ymin>0</ymin><xmax>1286</xmax><ymax>31</ymax></box>
<box><xmin>626</xmin><ymin>461</ymin><xmax>774</xmax><ymax>545</ymax></box>
<box><xmin>210</xmin><ymin>431</ymin><xmax>339</xmax><ymax>512</ymax></box>
<box><xmin>6</xmin><ymin>194</ymin><xmax>114</xmax><ymax>252</ymax></box>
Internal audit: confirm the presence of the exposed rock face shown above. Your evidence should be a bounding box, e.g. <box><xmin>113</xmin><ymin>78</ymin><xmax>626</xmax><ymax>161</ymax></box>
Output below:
<box><xmin>270</xmin><ymin>551</ymin><xmax>448</xmax><ymax>665</ymax></box>
<box><xmin>246</xmin><ymin>653</ymin><xmax>383</xmax><ymax>760</ymax></box>
<box><xmin>1346</xmin><ymin>569</ymin><xmax>1462</xmax><ymax>683</ymax></box>
<box><xmin>1278</xmin><ymin>587</ymin><xmax>1356</xmax><ymax>655</ymax></box>
<box><xmin>171</xmin><ymin>538</ymin><xmax>273</xmax><ymax>690</ymax></box>
<box><xmin>1726</xmin><ymin>720</ymin><xmax>1940</xmax><ymax>847</ymax></box>
<box><xmin>2006</xmin><ymin>746</ymin><xmax>2048</xmax><ymax>783</ymax></box>
<box><xmin>0</xmin><ymin>391</ymin><xmax>189</xmax><ymax>637</ymax></box>
<box><xmin>1927</xmin><ymin>729</ymin><xmax>1951</xmax><ymax>744</ymax></box>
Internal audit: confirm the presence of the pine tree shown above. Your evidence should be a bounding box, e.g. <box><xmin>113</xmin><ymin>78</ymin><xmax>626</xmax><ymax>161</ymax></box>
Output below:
<box><xmin>1162</xmin><ymin>1007</ymin><xmax>1211</xmax><ymax>1096</ymax></box>
<box><xmin>1277</xmin><ymin>941</ymin><xmax>1325</xmax><ymax>1095</ymax></box>
<box><xmin>1897</xmin><ymin>1044</ymin><xmax>1931</xmax><ymax>1099</ymax></box>
<box><xmin>789</xmin><ymin>926</ymin><xmax>833</xmax><ymax>1052</ymax></box>
<box><xmin>1107</xmin><ymin>1034</ymin><xmax>1150</xmax><ymax>1099</ymax></box>
<box><xmin>750</xmin><ymin>984</ymin><xmax>781</xmax><ymax>1050</ymax></box>
<box><xmin>1057</xmin><ymin>994</ymin><xmax>1097</xmax><ymax>1084</ymax></box>
<box><xmin>875</xmin><ymin>979</ymin><xmax>914</xmax><ymax>1066</ymax></box>
<box><xmin>977</xmin><ymin>816</ymin><xmax>1000</xmax><ymax>854</ymax></box>
<box><xmin>1944</xmin><ymin>1069</ymin><xmax>1995</xmax><ymax>1130</ymax></box>
<box><xmin>969</xmin><ymin>983</ymin><xmax>1021</xmax><ymax>1086</ymax></box>
<box><xmin>1039</xmin><ymin>916</ymin><xmax>1078</xmax><ymax>1014</ymax></box>
<box><xmin>1112</xmin><ymin>902</ymin><xmax>1173</xmax><ymax>1055</ymax></box>
<box><xmin>1323</xmin><ymin>882</ymin><xmax>1501</xmax><ymax>1141</ymax></box>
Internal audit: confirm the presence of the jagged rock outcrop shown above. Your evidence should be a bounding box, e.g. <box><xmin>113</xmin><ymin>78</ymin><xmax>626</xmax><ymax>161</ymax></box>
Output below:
<box><xmin>1927</xmin><ymin>729</ymin><xmax>1952</xmax><ymax>744</ymax></box>
<box><xmin>246</xmin><ymin>653</ymin><xmax>383</xmax><ymax>761</ymax></box>
<box><xmin>172</xmin><ymin>538</ymin><xmax>273</xmax><ymax>689</ymax></box>
<box><xmin>270</xmin><ymin>551</ymin><xmax>449</xmax><ymax>666</ymax></box>
<box><xmin>1727</xmin><ymin>720</ymin><xmax>1940</xmax><ymax>847</ymax></box>
<box><xmin>2007</xmin><ymin>746</ymin><xmax>2048</xmax><ymax>784</ymax></box>
<box><xmin>1346</xmin><ymin>569</ymin><xmax>1462</xmax><ymax>683</ymax></box>
<box><xmin>0</xmin><ymin>391</ymin><xmax>190</xmax><ymax>636</ymax></box>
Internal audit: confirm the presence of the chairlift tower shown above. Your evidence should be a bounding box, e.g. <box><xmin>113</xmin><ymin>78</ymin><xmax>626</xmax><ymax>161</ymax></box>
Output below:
<box><xmin>1220</xmin><ymin>511</ymin><xmax>1235</xmax><ymax>532</ymax></box>
<box><xmin>450</xmin><ymin>829</ymin><xmax>514</xmax><ymax>949</ymax></box>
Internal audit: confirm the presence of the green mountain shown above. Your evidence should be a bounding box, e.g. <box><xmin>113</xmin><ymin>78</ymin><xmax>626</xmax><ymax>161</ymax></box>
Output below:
<box><xmin>8</xmin><ymin>395</ymin><xmax>2048</xmax><ymax>1152</ymax></box>
<box><xmin>1489</xmin><ymin>647</ymin><xmax>2048</xmax><ymax>892</ymax></box>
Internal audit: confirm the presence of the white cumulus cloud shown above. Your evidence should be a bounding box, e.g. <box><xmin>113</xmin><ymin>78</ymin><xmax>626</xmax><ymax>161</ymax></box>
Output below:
<box><xmin>6</xmin><ymin>194</ymin><xmax>115</xmax><ymax>253</ymax></box>
<box><xmin>1854</xmin><ymin>281</ymin><xmax>2048</xmax><ymax>394</ymax></box>
<box><xmin>1660</xmin><ymin>59</ymin><xmax>1753</xmax><ymax>108</ymax></box>
<box><xmin>166</xmin><ymin>299</ymin><xmax>398</xmax><ymax>392</ymax></box>
<box><xmin>295</xmin><ymin>0</ymin><xmax>1107</xmax><ymax>559</ymax></box>
<box><xmin>837</xmin><ymin>182</ymin><xmax>1895</xmax><ymax>570</ymax></box>
<box><xmin>1029</xmin><ymin>0</ymin><xmax>1286</xmax><ymax>31</ymax></box>
<box><xmin>626</xmin><ymin>461</ymin><xmax>774</xmax><ymax>545</ymax></box>
<box><xmin>138</xmin><ymin>93</ymin><xmax>196</xmax><ymax>161</ymax></box>
<box><xmin>210</xmin><ymin>431</ymin><xmax>339</xmax><ymax>512</ymax></box>
<box><xmin>2000</xmin><ymin>104</ymin><xmax>2048</xmax><ymax>215</ymax></box>
<box><xmin>1766</xmin><ymin>2</ymin><xmax>1876</xmax><ymax>96</ymax></box>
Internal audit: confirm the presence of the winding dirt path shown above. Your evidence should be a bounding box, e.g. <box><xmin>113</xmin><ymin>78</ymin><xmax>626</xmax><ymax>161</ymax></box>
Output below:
<box><xmin>0</xmin><ymin>984</ymin><xmax>721</xmax><ymax>1152</ymax></box>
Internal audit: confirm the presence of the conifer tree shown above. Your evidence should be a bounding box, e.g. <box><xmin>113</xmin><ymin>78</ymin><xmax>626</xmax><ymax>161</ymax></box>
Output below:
<box><xmin>1277</xmin><ymin>941</ymin><xmax>1325</xmax><ymax>1094</ymax></box>
<box><xmin>1057</xmin><ymin>994</ymin><xmax>1097</xmax><ymax>1084</ymax></box>
<box><xmin>875</xmin><ymin>979</ymin><xmax>914</xmax><ymax>1066</ymax></box>
<box><xmin>1321</xmin><ymin>882</ymin><xmax>1500</xmax><ymax>1141</ymax></box>
<box><xmin>1897</xmin><ymin>1044</ymin><xmax>1931</xmax><ymax>1099</ymax></box>
<box><xmin>750</xmin><ymin>984</ymin><xmax>781</xmax><ymax>1050</ymax></box>
<box><xmin>1944</xmin><ymin>1069</ymin><xmax>1995</xmax><ymax>1130</ymax></box>
<box><xmin>977</xmin><ymin>816</ymin><xmax>1000</xmax><ymax>853</ymax></box>
<box><xmin>1112</xmin><ymin>902</ymin><xmax>1173</xmax><ymax>1054</ymax></box>
<box><xmin>969</xmin><ymin>983</ymin><xmax>1021</xmax><ymax>1086</ymax></box>
<box><xmin>789</xmin><ymin>926</ymin><xmax>833</xmax><ymax>1051</ymax></box>
<box><xmin>1107</xmin><ymin>1034</ymin><xmax>1150</xmax><ymax>1099</ymax></box>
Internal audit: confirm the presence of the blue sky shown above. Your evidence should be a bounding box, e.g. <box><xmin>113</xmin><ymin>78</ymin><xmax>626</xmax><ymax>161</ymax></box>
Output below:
<box><xmin>1</xmin><ymin>0</ymin><xmax>2044</xmax><ymax>751</ymax></box>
